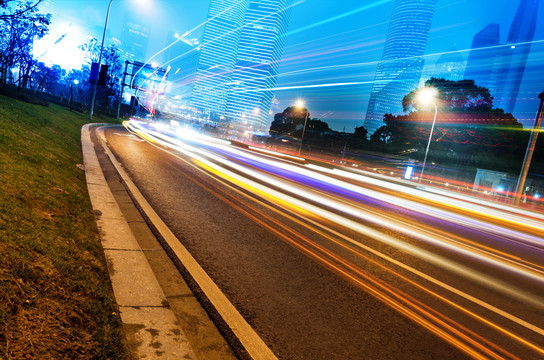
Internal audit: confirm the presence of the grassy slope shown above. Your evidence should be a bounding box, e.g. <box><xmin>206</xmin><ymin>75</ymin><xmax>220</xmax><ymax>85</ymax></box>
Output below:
<box><xmin>0</xmin><ymin>95</ymin><xmax>128</xmax><ymax>359</ymax></box>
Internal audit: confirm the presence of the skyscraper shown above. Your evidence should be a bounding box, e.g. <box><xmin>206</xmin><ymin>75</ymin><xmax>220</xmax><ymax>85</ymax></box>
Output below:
<box><xmin>191</xmin><ymin>0</ymin><xmax>250</xmax><ymax>116</ymax></box>
<box><xmin>120</xmin><ymin>11</ymin><xmax>151</xmax><ymax>63</ymax></box>
<box><xmin>363</xmin><ymin>0</ymin><xmax>437</xmax><ymax>136</ymax></box>
<box><xmin>425</xmin><ymin>46</ymin><xmax>465</xmax><ymax>82</ymax></box>
<box><xmin>225</xmin><ymin>0</ymin><xmax>292</xmax><ymax>132</ymax></box>
<box><xmin>464</xmin><ymin>24</ymin><xmax>501</xmax><ymax>90</ymax></box>
<box><xmin>492</xmin><ymin>0</ymin><xmax>539</xmax><ymax>114</ymax></box>
<box><xmin>191</xmin><ymin>0</ymin><xmax>291</xmax><ymax>131</ymax></box>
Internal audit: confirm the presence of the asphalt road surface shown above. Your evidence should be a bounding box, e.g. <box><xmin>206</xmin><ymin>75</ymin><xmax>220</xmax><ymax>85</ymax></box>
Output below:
<box><xmin>102</xmin><ymin>122</ymin><xmax>544</xmax><ymax>360</ymax></box>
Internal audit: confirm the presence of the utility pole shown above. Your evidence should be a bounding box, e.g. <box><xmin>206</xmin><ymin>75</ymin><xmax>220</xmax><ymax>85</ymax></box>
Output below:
<box><xmin>513</xmin><ymin>91</ymin><xmax>544</xmax><ymax>206</ymax></box>
<box><xmin>89</xmin><ymin>0</ymin><xmax>114</xmax><ymax>121</ymax></box>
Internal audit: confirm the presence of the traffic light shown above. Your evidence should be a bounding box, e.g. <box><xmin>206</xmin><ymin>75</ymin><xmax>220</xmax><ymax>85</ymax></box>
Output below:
<box><xmin>89</xmin><ymin>62</ymin><xmax>99</xmax><ymax>84</ymax></box>
<box><xmin>98</xmin><ymin>64</ymin><xmax>109</xmax><ymax>86</ymax></box>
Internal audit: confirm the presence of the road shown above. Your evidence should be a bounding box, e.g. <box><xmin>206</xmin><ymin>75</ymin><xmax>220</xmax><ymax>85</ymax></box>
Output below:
<box><xmin>102</xmin><ymin>120</ymin><xmax>544</xmax><ymax>360</ymax></box>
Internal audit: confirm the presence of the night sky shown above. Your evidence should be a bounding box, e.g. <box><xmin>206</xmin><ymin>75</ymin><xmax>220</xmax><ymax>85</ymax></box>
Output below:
<box><xmin>40</xmin><ymin>0</ymin><xmax>544</xmax><ymax>131</ymax></box>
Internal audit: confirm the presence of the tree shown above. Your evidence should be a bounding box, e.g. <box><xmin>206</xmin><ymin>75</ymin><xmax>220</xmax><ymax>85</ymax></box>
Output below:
<box><xmin>79</xmin><ymin>39</ymin><xmax>123</xmax><ymax>114</ymax></box>
<box><xmin>98</xmin><ymin>45</ymin><xmax>123</xmax><ymax>113</ymax></box>
<box><xmin>402</xmin><ymin>78</ymin><xmax>495</xmax><ymax>113</ymax></box>
<box><xmin>371</xmin><ymin>78</ymin><xmax>528</xmax><ymax>171</ymax></box>
<box><xmin>0</xmin><ymin>0</ymin><xmax>43</xmax><ymax>21</ymax></box>
<box><xmin>0</xmin><ymin>0</ymin><xmax>50</xmax><ymax>86</ymax></box>
<box><xmin>270</xmin><ymin>106</ymin><xmax>310</xmax><ymax>136</ymax></box>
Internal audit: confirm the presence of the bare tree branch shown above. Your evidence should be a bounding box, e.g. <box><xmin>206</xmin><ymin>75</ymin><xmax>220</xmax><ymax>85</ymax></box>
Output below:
<box><xmin>0</xmin><ymin>0</ymin><xmax>43</xmax><ymax>21</ymax></box>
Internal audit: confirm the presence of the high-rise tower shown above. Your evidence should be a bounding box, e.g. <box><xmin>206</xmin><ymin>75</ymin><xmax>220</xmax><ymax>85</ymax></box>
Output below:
<box><xmin>225</xmin><ymin>0</ymin><xmax>292</xmax><ymax>132</ymax></box>
<box><xmin>191</xmin><ymin>0</ymin><xmax>251</xmax><ymax>116</ymax></box>
<box><xmin>464</xmin><ymin>24</ymin><xmax>501</xmax><ymax>90</ymax></box>
<box><xmin>363</xmin><ymin>0</ymin><xmax>437</xmax><ymax>136</ymax></box>
<box><xmin>120</xmin><ymin>11</ymin><xmax>151</xmax><ymax>63</ymax></box>
<box><xmin>191</xmin><ymin>0</ymin><xmax>291</xmax><ymax>130</ymax></box>
<box><xmin>492</xmin><ymin>0</ymin><xmax>539</xmax><ymax>113</ymax></box>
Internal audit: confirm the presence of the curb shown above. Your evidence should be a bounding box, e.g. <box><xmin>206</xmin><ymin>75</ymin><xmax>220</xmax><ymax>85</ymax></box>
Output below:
<box><xmin>81</xmin><ymin>123</ymin><xmax>197</xmax><ymax>359</ymax></box>
<box><xmin>97</xmin><ymin>125</ymin><xmax>278</xmax><ymax>360</ymax></box>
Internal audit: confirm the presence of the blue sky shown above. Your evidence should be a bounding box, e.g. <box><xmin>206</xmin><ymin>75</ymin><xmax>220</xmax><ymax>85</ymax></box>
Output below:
<box><xmin>43</xmin><ymin>0</ymin><xmax>544</xmax><ymax>130</ymax></box>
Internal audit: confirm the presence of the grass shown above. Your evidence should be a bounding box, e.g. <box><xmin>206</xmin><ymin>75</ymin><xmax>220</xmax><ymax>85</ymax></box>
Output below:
<box><xmin>0</xmin><ymin>94</ymin><xmax>129</xmax><ymax>359</ymax></box>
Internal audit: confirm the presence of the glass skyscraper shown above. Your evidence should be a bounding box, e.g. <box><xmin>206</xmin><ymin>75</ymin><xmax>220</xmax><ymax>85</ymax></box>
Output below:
<box><xmin>492</xmin><ymin>0</ymin><xmax>539</xmax><ymax>114</ymax></box>
<box><xmin>120</xmin><ymin>11</ymin><xmax>151</xmax><ymax>63</ymax></box>
<box><xmin>192</xmin><ymin>0</ymin><xmax>251</xmax><ymax>116</ymax></box>
<box><xmin>363</xmin><ymin>0</ymin><xmax>437</xmax><ymax>136</ymax></box>
<box><xmin>464</xmin><ymin>24</ymin><xmax>501</xmax><ymax>91</ymax></box>
<box><xmin>225</xmin><ymin>0</ymin><xmax>291</xmax><ymax>132</ymax></box>
<box><xmin>191</xmin><ymin>0</ymin><xmax>291</xmax><ymax>131</ymax></box>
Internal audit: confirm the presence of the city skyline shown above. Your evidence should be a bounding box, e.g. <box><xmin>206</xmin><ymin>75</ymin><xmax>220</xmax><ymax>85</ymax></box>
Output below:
<box><xmin>32</xmin><ymin>0</ymin><xmax>544</xmax><ymax>131</ymax></box>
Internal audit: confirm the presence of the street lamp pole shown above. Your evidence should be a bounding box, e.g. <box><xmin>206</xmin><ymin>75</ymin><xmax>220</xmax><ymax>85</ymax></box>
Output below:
<box><xmin>513</xmin><ymin>91</ymin><xmax>544</xmax><ymax>206</ymax></box>
<box><xmin>298</xmin><ymin>109</ymin><xmax>309</xmax><ymax>156</ymax></box>
<box><xmin>89</xmin><ymin>0</ymin><xmax>114</xmax><ymax>121</ymax></box>
<box><xmin>420</xmin><ymin>102</ymin><xmax>438</xmax><ymax>183</ymax></box>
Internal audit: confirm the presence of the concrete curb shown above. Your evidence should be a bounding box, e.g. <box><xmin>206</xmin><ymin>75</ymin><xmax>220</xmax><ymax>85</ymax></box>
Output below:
<box><xmin>99</xmin><ymin>125</ymin><xmax>278</xmax><ymax>360</ymax></box>
<box><xmin>81</xmin><ymin>123</ymin><xmax>197</xmax><ymax>360</ymax></box>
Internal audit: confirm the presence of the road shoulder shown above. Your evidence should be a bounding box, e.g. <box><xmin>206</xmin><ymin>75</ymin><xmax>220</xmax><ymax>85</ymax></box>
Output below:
<box><xmin>82</xmin><ymin>123</ymin><xmax>198</xmax><ymax>359</ymax></box>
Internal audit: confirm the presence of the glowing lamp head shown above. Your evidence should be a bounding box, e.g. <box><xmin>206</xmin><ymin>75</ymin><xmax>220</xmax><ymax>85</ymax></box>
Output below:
<box><xmin>295</xmin><ymin>99</ymin><xmax>305</xmax><ymax>109</ymax></box>
<box><xmin>416</xmin><ymin>87</ymin><xmax>438</xmax><ymax>107</ymax></box>
<box><xmin>73</xmin><ymin>80</ymin><xmax>79</xmax><ymax>85</ymax></box>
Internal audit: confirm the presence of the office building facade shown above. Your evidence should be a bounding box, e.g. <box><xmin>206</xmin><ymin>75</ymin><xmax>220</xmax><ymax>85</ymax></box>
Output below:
<box><xmin>363</xmin><ymin>0</ymin><xmax>437</xmax><ymax>136</ymax></box>
<box><xmin>120</xmin><ymin>11</ymin><xmax>151</xmax><ymax>63</ymax></box>
<box><xmin>225</xmin><ymin>0</ymin><xmax>292</xmax><ymax>132</ymax></box>
<box><xmin>191</xmin><ymin>0</ymin><xmax>291</xmax><ymax>131</ymax></box>
<box><xmin>191</xmin><ymin>0</ymin><xmax>251</xmax><ymax>117</ymax></box>
<box><xmin>464</xmin><ymin>24</ymin><xmax>501</xmax><ymax>90</ymax></box>
<box><xmin>492</xmin><ymin>0</ymin><xmax>539</xmax><ymax>114</ymax></box>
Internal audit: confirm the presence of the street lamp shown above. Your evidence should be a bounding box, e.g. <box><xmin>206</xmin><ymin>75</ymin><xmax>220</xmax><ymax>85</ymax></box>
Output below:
<box><xmin>295</xmin><ymin>99</ymin><xmax>310</xmax><ymax>155</ymax></box>
<box><xmin>513</xmin><ymin>91</ymin><xmax>544</xmax><ymax>206</ymax></box>
<box><xmin>416</xmin><ymin>87</ymin><xmax>439</xmax><ymax>183</ymax></box>
<box><xmin>70</xmin><ymin>79</ymin><xmax>79</xmax><ymax>111</ymax></box>
<box><xmin>89</xmin><ymin>0</ymin><xmax>114</xmax><ymax>121</ymax></box>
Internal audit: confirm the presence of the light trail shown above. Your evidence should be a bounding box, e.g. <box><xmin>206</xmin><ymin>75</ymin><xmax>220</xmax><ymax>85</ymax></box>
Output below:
<box><xmin>123</xmin><ymin>120</ymin><xmax>544</xmax><ymax>359</ymax></box>
<box><xmin>125</xmin><ymin>120</ymin><xmax>544</xmax><ymax>297</ymax></box>
<box><xmin>285</xmin><ymin>0</ymin><xmax>393</xmax><ymax>37</ymax></box>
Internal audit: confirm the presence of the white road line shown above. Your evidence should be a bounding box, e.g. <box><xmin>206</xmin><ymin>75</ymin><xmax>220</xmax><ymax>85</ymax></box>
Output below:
<box><xmin>97</xmin><ymin>127</ymin><xmax>278</xmax><ymax>360</ymax></box>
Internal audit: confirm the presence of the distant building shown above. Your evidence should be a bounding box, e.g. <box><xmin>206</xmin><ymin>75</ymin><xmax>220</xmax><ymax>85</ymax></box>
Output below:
<box><xmin>426</xmin><ymin>46</ymin><xmax>465</xmax><ymax>82</ymax></box>
<box><xmin>464</xmin><ymin>24</ymin><xmax>501</xmax><ymax>90</ymax></box>
<box><xmin>191</xmin><ymin>0</ymin><xmax>292</xmax><ymax>132</ymax></box>
<box><xmin>191</xmin><ymin>0</ymin><xmax>250</xmax><ymax>117</ymax></box>
<box><xmin>224</xmin><ymin>0</ymin><xmax>292</xmax><ymax>132</ymax></box>
<box><xmin>363</xmin><ymin>0</ymin><xmax>437</xmax><ymax>136</ymax></box>
<box><xmin>119</xmin><ymin>11</ymin><xmax>150</xmax><ymax>63</ymax></box>
<box><xmin>492</xmin><ymin>0</ymin><xmax>539</xmax><ymax>114</ymax></box>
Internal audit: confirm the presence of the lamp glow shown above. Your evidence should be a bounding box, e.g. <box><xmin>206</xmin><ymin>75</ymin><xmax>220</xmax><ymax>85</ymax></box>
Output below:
<box><xmin>416</xmin><ymin>87</ymin><xmax>438</xmax><ymax>107</ymax></box>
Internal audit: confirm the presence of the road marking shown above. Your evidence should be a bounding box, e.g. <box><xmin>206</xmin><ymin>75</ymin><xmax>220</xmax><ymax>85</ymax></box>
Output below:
<box><xmin>96</xmin><ymin>127</ymin><xmax>278</xmax><ymax>360</ymax></box>
<box><xmin>120</xmin><ymin>123</ymin><xmax>544</xmax><ymax>356</ymax></box>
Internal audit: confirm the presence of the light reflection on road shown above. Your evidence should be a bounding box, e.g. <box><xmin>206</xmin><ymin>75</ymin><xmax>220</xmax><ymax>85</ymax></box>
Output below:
<box><xmin>123</xmin><ymin>119</ymin><xmax>544</xmax><ymax>359</ymax></box>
